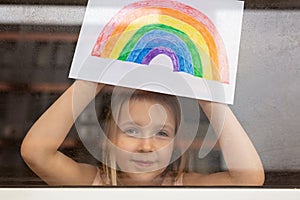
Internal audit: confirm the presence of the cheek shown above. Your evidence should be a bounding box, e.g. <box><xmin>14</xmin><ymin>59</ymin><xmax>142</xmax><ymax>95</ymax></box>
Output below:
<box><xmin>156</xmin><ymin>140</ymin><xmax>174</xmax><ymax>159</ymax></box>
<box><xmin>113</xmin><ymin>137</ymin><xmax>132</xmax><ymax>164</ymax></box>
<box><xmin>114</xmin><ymin>133</ymin><xmax>137</xmax><ymax>152</ymax></box>
<box><xmin>155</xmin><ymin>137</ymin><xmax>174</xmax><ymax>150</ymax></box>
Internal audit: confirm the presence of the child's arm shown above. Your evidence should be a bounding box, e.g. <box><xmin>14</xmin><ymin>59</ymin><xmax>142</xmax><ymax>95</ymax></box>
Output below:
<box><xmin>21</xmin><ymin>80</ymin><xmax>104</xmax><ymax>185</ymax></box>
<box><xmin>184</xmin><ymin>100</ymin><xmax>265</xmax><ymax>186</ymax></box>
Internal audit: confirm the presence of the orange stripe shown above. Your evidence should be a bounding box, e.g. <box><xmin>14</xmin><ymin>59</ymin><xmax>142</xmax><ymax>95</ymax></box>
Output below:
<box><xmin>101</xmin><ymin>7</ymin><xmax>220</xmax><ymax>80</ymax></box>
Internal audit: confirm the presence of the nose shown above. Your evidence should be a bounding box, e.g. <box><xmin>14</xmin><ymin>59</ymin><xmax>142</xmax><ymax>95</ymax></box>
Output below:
<box><xmin>137</xmin><ymin>137</ymin><xmax>155</xmax><ymax>152</ymax></box>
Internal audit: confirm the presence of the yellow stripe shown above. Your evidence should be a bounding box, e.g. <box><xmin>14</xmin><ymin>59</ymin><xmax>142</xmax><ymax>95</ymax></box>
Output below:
<box><xmin>109</xmin><ymin>14</ymin><xmax>212</xmax><ymax>80</ymax></box>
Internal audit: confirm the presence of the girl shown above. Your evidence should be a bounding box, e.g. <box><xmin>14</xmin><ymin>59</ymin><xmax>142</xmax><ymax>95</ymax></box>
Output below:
<box><xmin>21</xmin><ymin>80</ymin><xmax>265</xmax><ymax>186</ymax></box>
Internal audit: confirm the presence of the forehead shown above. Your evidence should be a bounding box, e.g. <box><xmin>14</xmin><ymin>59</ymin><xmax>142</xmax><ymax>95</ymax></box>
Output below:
<box><xmin>118</xmin><ymin>98</ymin><xmax>175</xmax><ymax>126</ymax></box>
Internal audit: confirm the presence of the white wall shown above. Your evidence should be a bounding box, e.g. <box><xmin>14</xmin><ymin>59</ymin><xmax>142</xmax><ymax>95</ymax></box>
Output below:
<box><xmin>232</xmin><ymin>10</ymin><xmax>300</xmax><ymax>171</ymax></box>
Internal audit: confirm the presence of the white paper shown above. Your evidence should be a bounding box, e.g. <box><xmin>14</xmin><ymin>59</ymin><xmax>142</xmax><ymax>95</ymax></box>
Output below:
<box><xmin>69</xmin><ymin>0</ymin><xmax>244</xmax><ymax>104</ymax></box>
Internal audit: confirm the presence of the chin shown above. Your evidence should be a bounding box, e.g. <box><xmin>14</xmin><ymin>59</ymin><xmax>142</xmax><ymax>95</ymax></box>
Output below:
<box><xmin>125</xmin><ymin>170</ymin><xmax>164</xmax><ymax>185</ymax></box>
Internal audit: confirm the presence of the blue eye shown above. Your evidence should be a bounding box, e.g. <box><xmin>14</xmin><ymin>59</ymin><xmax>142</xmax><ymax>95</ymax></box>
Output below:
<box><xmin>157</xmin><ymin>131</ymin><xmax>169</xmax><ymax>137</ymax></box>
<box><xmin>124</xmin><ymin>128</ymin><xmax>138</xmax><ymax>136</ymax></box>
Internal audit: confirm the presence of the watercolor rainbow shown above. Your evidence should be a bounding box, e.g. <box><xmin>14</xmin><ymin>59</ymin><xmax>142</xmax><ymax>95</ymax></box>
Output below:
<box><xmin>92</xmin><ymin>0</ymin><xmax>229</xmax><ymax>84</ymax></box>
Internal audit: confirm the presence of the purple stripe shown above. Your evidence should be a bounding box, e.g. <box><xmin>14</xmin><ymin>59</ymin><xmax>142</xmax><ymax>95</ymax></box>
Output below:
<box><xmin>141</xmin><ymin>47</ymin><xmax>179</xmax><ymax>72</ymax></box>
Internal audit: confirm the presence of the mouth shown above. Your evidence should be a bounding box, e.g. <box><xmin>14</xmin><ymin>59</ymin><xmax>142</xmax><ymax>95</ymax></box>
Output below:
<box><xmin>131</xmin><ymin>159</ymin><xmax>155</xmax><ymax>168</ymax></box>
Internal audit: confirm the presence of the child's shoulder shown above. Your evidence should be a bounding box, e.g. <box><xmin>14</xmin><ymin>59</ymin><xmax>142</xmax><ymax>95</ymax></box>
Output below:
<box><xmin>92</xmin><ymin>166</ymin><xmax>111</xmax><ymax>186</ymax></box>
<box><xmin>183</xmin><ymin>172</ymin><xmax>206</xmax><ymax>179</ymax></box>
<box><xmin>162</xmin><ymin>172</ymin><xmax>205</xmax><ymax>186</ymax></box>
<box><xmin>181</xmin><ymin>172</ymin><xmax>208</xmax><ymax>186</ymax></box>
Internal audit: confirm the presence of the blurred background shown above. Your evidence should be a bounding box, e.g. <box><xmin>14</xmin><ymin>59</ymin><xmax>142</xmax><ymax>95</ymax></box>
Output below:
<box><xmin>0</xmin><ymin>0</ymin><xmax>299</xmax><ymax>187</ymax></box>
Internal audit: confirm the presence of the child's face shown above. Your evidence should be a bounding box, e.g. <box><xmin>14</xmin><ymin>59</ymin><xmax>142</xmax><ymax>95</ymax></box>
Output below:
<box><xmin>112</xmin><ymin>98</ymin><xmax>176</xmax><ymax>181</ymax></box>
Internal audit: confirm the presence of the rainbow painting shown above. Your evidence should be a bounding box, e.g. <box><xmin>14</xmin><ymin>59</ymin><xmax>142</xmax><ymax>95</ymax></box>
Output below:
<box><xmin>92</xmin><ymin>0</ymin><xmax>230</xmax><ymax>84</ymax></box>
<box><xmin>69</xmin><ymin>0</ymin><xmax>245</xmax><ymax>104</ymax></box>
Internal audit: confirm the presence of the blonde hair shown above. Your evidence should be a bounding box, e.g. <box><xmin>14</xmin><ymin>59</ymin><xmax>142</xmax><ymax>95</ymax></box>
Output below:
<box><xmin>97</xmin><ymin>86</ymin><xmax>187</xmax><ymax>185</ymax></box>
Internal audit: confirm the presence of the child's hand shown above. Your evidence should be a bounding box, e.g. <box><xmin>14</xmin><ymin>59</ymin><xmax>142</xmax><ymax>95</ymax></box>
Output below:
<box><xmin>74</xmin><ymin>80</ymin><xmax>105</xmax><ymax>94</ymax></box>
<box><xmin>198</xmin><ymin>100</ymin><xmax>229</xmax><ymax>127</ymax></box>
<box><xmin>198</xmin><ymin>99</ymin><xmax>228</xmax><ymax>111</ymax></box>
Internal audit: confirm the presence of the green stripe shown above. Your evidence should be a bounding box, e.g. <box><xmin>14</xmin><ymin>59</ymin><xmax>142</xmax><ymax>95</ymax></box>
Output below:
<box><xmin>118</xmin><ymin>24</ymin><xmax>203</xmax><ymax>77</ymax></box>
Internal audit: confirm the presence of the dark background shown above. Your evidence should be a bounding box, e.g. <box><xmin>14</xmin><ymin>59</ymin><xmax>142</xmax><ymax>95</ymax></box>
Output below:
<box><xmin>0</xmin><ymin>0</ymin><xmax>299</xmax><ymax>187</ymax></box>
<box><xmin>0</xmin><ymin>0</ymin><xmax>299</xmax><ymax>9</ymax></box>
